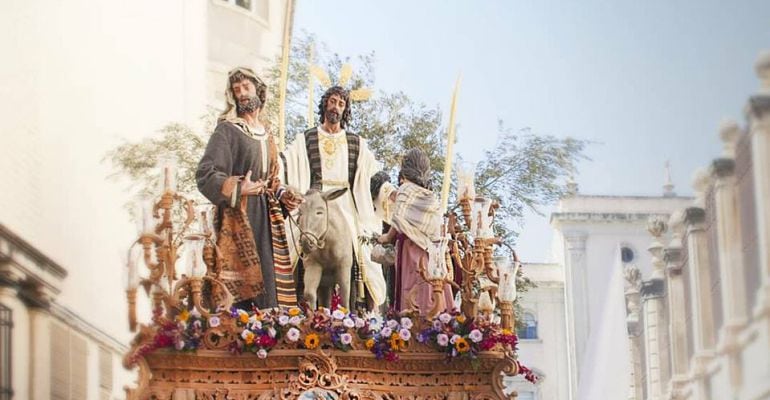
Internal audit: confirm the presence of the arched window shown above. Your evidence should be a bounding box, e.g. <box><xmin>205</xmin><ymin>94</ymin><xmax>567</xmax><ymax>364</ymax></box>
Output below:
<box><xmin>621</xmin><ymin>246</ymin><xmax>635</xmax><ymax>264</ymax></box>
<box><xmin>517</xmin><ymin>312</ymin><xmax>538</xmax><ymax>339</ymax></box>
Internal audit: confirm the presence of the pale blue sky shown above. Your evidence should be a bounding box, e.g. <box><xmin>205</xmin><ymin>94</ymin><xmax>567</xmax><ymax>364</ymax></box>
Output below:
<box><xmin>293</xmin><ymin>0</ymin><xmax>770</xmax><ymax>261</ymax></box>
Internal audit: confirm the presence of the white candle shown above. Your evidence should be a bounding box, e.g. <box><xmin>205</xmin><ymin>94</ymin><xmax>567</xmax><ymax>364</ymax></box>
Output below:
<box><xmin>126</xmin><ymin>246</ymin><xmax>140</xmax><ymax>290</ymax></box>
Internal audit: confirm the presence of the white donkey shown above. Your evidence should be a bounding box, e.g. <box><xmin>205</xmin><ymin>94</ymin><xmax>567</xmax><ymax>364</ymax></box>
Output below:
<box><xmin>296</xmin><ymin>187</ymin><xmax>353</xmax><ymax>310</ymax></box>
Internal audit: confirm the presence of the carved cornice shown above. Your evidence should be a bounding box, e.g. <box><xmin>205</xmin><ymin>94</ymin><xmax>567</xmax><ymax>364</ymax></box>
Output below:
<box><xmin>128</xmin><ymin>349</ymin><xmax>519</xmax><ymax>399</ymax></box>
<box><xmin>641</xmin><ymin>279</ymin><xmax>665</xmax><ymax>300</ymax></box>
<box><xmin>710</xmin><ymin>158</ymin><xmax>735</xmax><ymax>179</ymax></box>
<box><xmin>748</xmin><ymin>95</ymin><xmax>770</xmax><ymax>120</ymax></box>
<box><xmin>683</xmin><ymin>207</ymin><xmax>705</xmax><ymax>226</ymax></box>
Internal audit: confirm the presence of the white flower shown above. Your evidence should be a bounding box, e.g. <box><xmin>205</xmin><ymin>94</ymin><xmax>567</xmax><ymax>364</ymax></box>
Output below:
<box><xmin>342</xmin><ymin>318</ymin><xmax>355</xmax><ymax>328</ymax></box>
<box><xmin>340</xmin><ymin>333</ymin><xmax>353</xmax><ymax>345</ymax></box>
<box><xmin>450</xmin><ymin>334</ymin><xmax>461</xmax><ymax>344</ymax></box>
<box><xmin>439</xmin><ymin>313</ymin><xmax>452</xmax><ymax>324</ymax></box>
<box><xmin>257</xmin><ymin>349</ymin><xmax>267</xmax><ymax>359</ymax></box>
<box><xmin>175</xmin><ymin>340</ymin><xmax>185</xmax><ymax>350</ymax></box>
<box><xmin>432</xmin><ymin>320</ymin><xmax>442</xmax><ymax>330</ymax></box>
<box><xmin>469</xmin><ymin>329</ymin><xmax>483</xmax><ymax>343</ymax></box>
<box><xmin>289</xmin><ymin>316</ymin><xmax>302</xmax><ymax>326</ymax></box>
<box><xmin>286</xmin><ymin>327</ymin><xmax>300</xmax><ymax>342</ymax></box>
<box><xmin>387</xmin><ymin>319</ymin><xmax>399</xmax><ymax>329</ymax></box>
<box><xmin>208</xmin><ymin>316</ymin><xmax>221</xmax><ymax>328</ymax></box>
<box><xmin>278</xmin><ymin>315</ymin><xmax>289</xmax><ymax>326</ymax></box>
<box><xmin>437</xmin><ymin>333</ymin><xmax>449</xmax><ymax>347</ymax></box>
<box><xmin>399</xmin><ymin>328</ymin><xmax>411</xmax><ymax>341</ymax></box>
<box><xmin>241</xmin><ymin>329</ymin><xmax>252</xmax><ymax>340</ymax></box>
<box><xmin>190</xmin><ymin>309</ymin><xmax>201</xmax><ymax>319</ymax></box>
<box><xmin>332</xmin><ymin>309</ymin><xmax>346</xmax><ymax>320</ymax></box>
<box><xmin>400</xmin><ymin>317</ymin><xmax>413</xmax><ymax>330</ymax></box>
<box><xmin>268</xmin><ymin>327</ymin><xmax>277</xmax><ymax>338</ymax></box>
<box><xmin>251</xmin><ymin>320</ymin><xmax>262</xmax><ymax>331</ymax></box>
<box><xmin>380</xmin><ymin>327</ymin><xmax>392</xmax><ymax>338</ymax></box>
<box><xmin>248</xmin><ymin>315</ymin><xmax>258</xmax><ymax>324</ymax></box>
<box><xmin>354</xmin><ymin>317</ymin><xmax>365</xmax><ymax>329</ymax></box>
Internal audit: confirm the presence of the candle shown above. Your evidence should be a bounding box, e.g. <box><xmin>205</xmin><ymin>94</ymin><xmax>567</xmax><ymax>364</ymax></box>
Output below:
<box><xmin>440</xmin><ymin>75</ymin><xmax>462</xmax><ymax>212</ymax></box>
<box><xmin>126</xmin><ymin>246</ymin><xmax>140</xmax><ymax>290</ymax></box>
<box><xmin>426</xmin><ymin>238</ymin><xmax>449</xmax><ymax>280</ymax></box>
<box><xmin>141</xmin><ymin>199</ymin><xmax>155</xmax><ymax>234</ymax></box>
<box><xmin>456</xmin><ymin>161</ymin><xmax>476</xmax><ymax>200</ymax></box>
<box><xmin>157</xmin><ymin>157</ymin><xmax>177</xmax><ymax>193</ymax></box>
<box><xmin>478</xmin><ymin>291</ymin><xmax>493</xmax><ymax>313</ymax></box>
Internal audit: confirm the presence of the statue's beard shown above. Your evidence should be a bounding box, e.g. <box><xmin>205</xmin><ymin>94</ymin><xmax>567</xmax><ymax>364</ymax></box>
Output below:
<box><xmin>236</xmin><ymin>96</ymin><xmax>261</xmax><ymax>114</ymax></box>
<box><xmin>325</xmin><ymin>109</ymin><xmax>341</xmax><ymax>125</ymax></box>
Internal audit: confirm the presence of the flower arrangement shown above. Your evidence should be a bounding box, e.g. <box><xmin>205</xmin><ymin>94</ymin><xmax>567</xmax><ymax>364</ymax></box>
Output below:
<box><xmin>142</xmin><ymin>305</ymin><xmax>537</xmax><ymax>383</ymax></box>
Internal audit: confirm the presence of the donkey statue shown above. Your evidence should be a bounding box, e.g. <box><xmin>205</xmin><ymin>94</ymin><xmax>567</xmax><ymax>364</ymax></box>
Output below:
<box><xmin>296</xmin><ymin>187</ymin><xmax>353</xmax><ymax>310</ymax></box>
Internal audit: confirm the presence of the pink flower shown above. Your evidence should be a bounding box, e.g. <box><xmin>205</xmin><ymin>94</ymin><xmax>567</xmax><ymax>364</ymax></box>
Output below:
<box><xmin>469</xmin><ymin>329</ymin><xmax>483</xmax><ymax>343</ymax></box>
<box><xmin>439</xmin><ymin>313</ymin><xmax>452</xmax><ymax>324</ymax></box>
<box><xmin>400</xmin><ymin>317</ymin><xmax>413</xmax><ymax>330</ymax></box>
<box><xmin>399</xmin><ymin>328</ymin><xmax>411</xmax><ymax>341</ymax></box>
<box><xmin>450</xmin><ymin>334</ymin><xmax>461</xmax><ymax>344</ymax></box>
<box><xmin>387</xmin><ymin>319</ymin><xmax>399</xmax><ymax>329</ymax></box>
<box><xmin>208</xmin><ymin>316</ymin><xmax>221</xmax><ymax>328</ymax></box>
<box><xmin>380</xmin><ymin>327</ymin><xmax>392</xmax><ymax>338</ymax></box>
<box><xmin>257</xmin><ymin>349</ymin><xmax>267</xmax><ymax>359</ymax></box>
<box><xmin>437</xmin><ymin>333</ymin><xmax>449</xmax><ymax>347</ymax></box>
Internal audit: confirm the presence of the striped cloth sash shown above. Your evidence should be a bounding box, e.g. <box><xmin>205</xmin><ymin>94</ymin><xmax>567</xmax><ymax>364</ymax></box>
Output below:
<box><xmin>266</xmin><ymin>133</ymin><xmax>297</xmax><ymax>307</ymax></box>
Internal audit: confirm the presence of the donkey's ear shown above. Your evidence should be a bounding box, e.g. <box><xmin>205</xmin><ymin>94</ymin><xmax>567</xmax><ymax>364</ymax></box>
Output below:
<box><xmin>322</xmin><ymin>187</ymin><xmax>348</xmax><ymax>201</ymax></box>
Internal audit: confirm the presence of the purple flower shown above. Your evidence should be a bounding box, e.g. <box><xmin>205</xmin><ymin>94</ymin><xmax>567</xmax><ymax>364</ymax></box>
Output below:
<box><xmin>432</xmin><ymin>320</ymin><xmax>442</xmax><ymax>330</ymax></box>
<box><xmin>400</xmin><ymin>317</ymin><xmax>413</xmax><ymax>330</ymax></box>
<box><xmin>437</xmin><ymin>333</ymin><xmax>449</xmax><ymax>347</ymax></box>
<box><xmin>380</xmin><ymin>327</ymin><xmax>392</xmax><ymax>338</ymax></box>
<box><xmin>278</xmin><ymin>315</ymin><xmax>289</xmax><ymax>326</ymax></box>
<box><xmin>399</xmin><ymin>328</ymin><xmax>411</xmax><ymax>341</ymax></box>
<box><xmin>208</xmin><ymin>316</ymin><xmax>221</xmax><ymax>328</ymax></box>
<box><xmin>340</xmin><ymin>333</ymin><xmax>353</xmax><ymax>345</ymax></box>
<box><xmin>387</xmin><ymin>319</ymin><xmax>399</xmax><ymax>329</ymax></box>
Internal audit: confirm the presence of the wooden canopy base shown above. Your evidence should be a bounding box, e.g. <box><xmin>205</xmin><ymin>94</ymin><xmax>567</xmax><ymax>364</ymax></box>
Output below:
<box><xmin>126</xmin><ymin>349</ymin><xmax>519</xmax><ymax>399</ymax></box>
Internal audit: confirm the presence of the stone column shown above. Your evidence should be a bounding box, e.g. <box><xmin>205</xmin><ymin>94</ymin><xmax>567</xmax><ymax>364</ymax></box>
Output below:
<box><xmin>747</xmin><ymin>51</ymin><xmax>770</xmax><ymax>325</ymax></box>
<box><xmin>563</xmin><ymin>230</ymin><xmax>589</xmax><ymax>394</ymax></box>
<box><xmin>663</xmin><ymin>210</ymin><xmax>688</xmax><ymax>399</ymax></box>
<box><xmin>624</xmin><ymin>265</ymin><xmax>643</xmax><ymax>400</ymax></box>
<box><xmin>682</xmin><ymin>203</ymin><xmax>715</xmax><ymax>399</ymax></box>
<box><xmin>644</xmin><ymin>218</ymin><xmax>671</xmax><ymax>400</ymax></box>
<box><xmin>711</xmin><ymin>121</ymin><xmax>747</xmax><ymax>392</ymax></box>
<box><xmin>28</xmin><ymin>308</ymin><xmax>51</xmax><ymax>400</ymax></box>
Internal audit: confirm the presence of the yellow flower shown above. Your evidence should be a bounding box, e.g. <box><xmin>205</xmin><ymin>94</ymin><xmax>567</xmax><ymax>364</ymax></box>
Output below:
<box><xmin>288</xmin><ymin>307</ymin><xmax>301</xmax><ymax>317</ymax></box>
<box><xmin>239</xmin><ymin>313</ymin><xmax>250</xmax><ymax>324</ymax></box>
<box><xmin>501</xmin><ymin>329</ymin><xmax>513</xmax><ymax>336</ymax></box>
<box><xmin>365</xmin><ymin>338</ymin><xmax>375</xmax><ymax>350</ymax></box>
<box><xmin>244</xmin><ymin>331</ymin><xmax>255</xmax><ymax>345</ymax></box>
<box><xmin>338</xmin><ymin>306</ymin><xmax>348</xmax><ymax>314</ymax></box>
<box><xmin>304</xmin><ymin>333</ymin><xmax>320</xmax><ymax>349</ymax></box>
<box><xmin>177</xmin><ymin>309</ymin><xmax>190</xmax><ymax>323</ymax></box>
<box><xmin>389</xmin><ymin>333</ymin><xmax>400</xmax><ymax>351</ymax></box>
<box><xmin>456</xmin><ymin>315</ymin><xmax>466</xmax><ymax>324</ymax></box>
<box><xmin>455</xmin><ymin>337</ymin><xmax>470</xmax><ymax>353</ymax></box>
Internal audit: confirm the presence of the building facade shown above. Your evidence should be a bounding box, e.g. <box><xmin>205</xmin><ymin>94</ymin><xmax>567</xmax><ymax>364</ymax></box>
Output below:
<box><xmin>0</xmin><ymin>1</ymin><xmax>294</xmax><ymax>398</ymax></box>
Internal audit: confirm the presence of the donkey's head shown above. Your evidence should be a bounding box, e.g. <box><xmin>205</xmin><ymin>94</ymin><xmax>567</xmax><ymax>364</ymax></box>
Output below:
<box><xmin>297</xmin><ymin>187</ymin><xmax>348</xmax><ymax>255</ymax></box>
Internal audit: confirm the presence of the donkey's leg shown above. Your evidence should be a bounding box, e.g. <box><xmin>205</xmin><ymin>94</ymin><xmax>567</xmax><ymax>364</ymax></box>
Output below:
<box><xmin>303</xmin><ymin>263</ymin><xmax>322</xmax><ymax>310</ymax></box>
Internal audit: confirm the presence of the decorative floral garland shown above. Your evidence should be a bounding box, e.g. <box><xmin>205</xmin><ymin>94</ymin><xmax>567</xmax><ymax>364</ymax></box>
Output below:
<box><xmin>133</xmin><ymin>305</ymin><xmax>538</xmax><ymax>384</ymax></box>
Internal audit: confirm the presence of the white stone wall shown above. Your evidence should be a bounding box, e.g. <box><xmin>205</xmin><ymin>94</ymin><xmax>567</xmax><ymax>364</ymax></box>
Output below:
<box><xmin>0</xmin><ymin>0</ymin><xmax>292</xmax><ymax>396</ymax></box>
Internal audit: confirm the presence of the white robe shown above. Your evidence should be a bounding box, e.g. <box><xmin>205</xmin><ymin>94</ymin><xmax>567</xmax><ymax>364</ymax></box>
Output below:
<box><xmin>281</xmin><ymin>127</ymin><xmax>387</xmax><ymax>306</ymax></box>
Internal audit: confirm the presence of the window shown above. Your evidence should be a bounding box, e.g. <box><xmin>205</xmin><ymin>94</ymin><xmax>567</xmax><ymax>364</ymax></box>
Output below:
<box><xmin>219</xmin><ymin>0</ymin><xmax>269</xmax><ymax>20</ymax></box>
<box><xmin>0</xmin><ymin>304</ymin><xmax>11</xmax><ymax>400</ymax></box>
<box><xmin>621</xmin><ymin>246</ymin><xmax>635</xmax><ymax>263</ymax></box>
<box><xmin>518</xmin><ymin>312</ymin><xmax>538</xmax><ymax>339</ymax></box>
<box><xmin>51</xmin><ymin>323</ymin><xmax>87</xmax><ymax>400</ymax></box>
<box><xmin>517</xmin><ymin>391</ymin><xmax>535</xmax><ymax>400</ymax></box>
<box><xmin>99</xmin><ymin>347</ymin><xmax>113</xmax><ymax>400</ymax></box>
